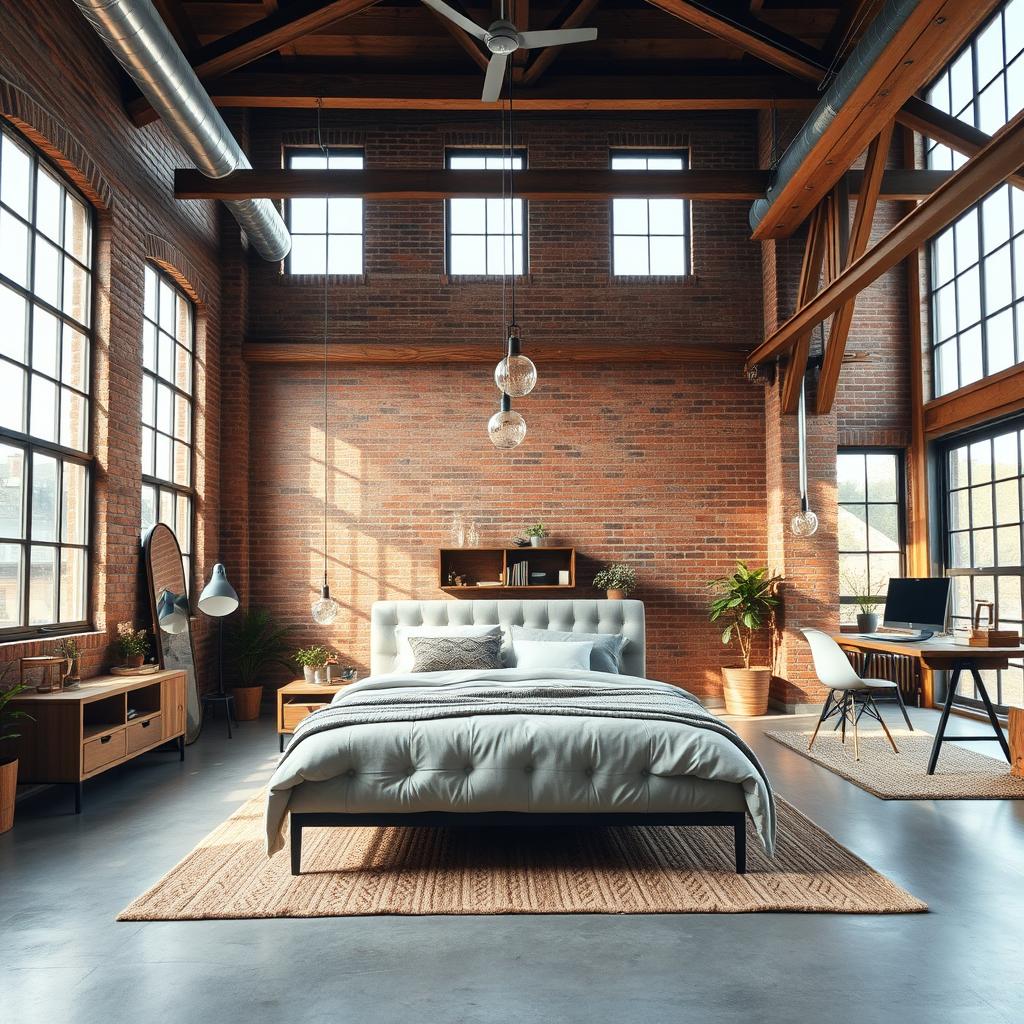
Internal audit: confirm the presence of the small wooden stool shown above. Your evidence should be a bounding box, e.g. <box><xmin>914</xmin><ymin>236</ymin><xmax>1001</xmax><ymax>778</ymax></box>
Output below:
<box><xmin>1010</xmin><ymin>707</ymin><xmax>1024</xmax><ymax>779</ymax></box>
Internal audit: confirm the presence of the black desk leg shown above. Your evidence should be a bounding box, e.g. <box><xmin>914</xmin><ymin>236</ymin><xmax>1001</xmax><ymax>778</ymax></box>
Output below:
<box><xmin>971</xmin><ymin>668</ymin><xmax>1012</xmax><ymax>764</ymax></box>
<box><xmin>927</xmin><ymin>665</ymin><xmax>962</xmax><ymax>775</ymax></box>
<box><xmin>178</xmin><ymin>735</ymin><xmax>185</xmax><ymax>762</ymax></box>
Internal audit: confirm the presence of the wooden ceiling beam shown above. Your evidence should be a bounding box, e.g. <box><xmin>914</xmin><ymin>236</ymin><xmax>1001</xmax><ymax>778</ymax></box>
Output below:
<box><xmin>751</xmin><ymin>0</ymin><xmax>1004</xmax><ymax>238</ymax></box>
<box><xmin>641</xmin><ymin>0</ymin><xmax>828</xmax><ymax>82</ymax></box>
<box><xmin>242</xmin><ymin>340</ymin><xmax>747</xmax><ymax>364</ymax></box>
<box><xmin>521</xmin><ymin>0</ymin><xmax>600</xmax><ymax>86</ymax></box>
<box><xmin>746</xmin><ymin>106</ymin><xmax>1024</xmax><ymax>368</ymax></box>
<box><xmin>815</xmin><ymin>119</ymin><xmax>894</xmax><ymax>413</ymax></box>
<box><xmin>173</xmin><ymin>166</ymin><xmax>947</xmax><ymax>201</ymax></box>
<box><xmin>424</xmin><ymin>0</ymin><xmax>490</xmax><ymax>72</ymax></box>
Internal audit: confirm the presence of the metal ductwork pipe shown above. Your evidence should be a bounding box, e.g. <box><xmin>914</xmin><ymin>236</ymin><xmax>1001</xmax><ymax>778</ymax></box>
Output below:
<box><xmin>72</xmin><ymin>0</ymin><xmax>291</xmax><ymax>261</ymax></box>
<box><xmin>749</xmin><ymin>0</ymin><xmax>919</xmax><ymax>232</ymax></box>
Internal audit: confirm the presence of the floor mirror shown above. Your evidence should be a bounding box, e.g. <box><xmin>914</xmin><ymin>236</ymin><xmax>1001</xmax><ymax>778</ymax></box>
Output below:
<box><xmin>144</xmin><ymin>523</ymin><xmax>202</xmax><ymax>743</ymax></box>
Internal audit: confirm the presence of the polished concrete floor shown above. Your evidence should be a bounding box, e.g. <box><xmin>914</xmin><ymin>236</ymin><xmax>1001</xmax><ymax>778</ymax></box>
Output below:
<box><xmin>2</xmin><ymin>706</ymin><xmax>1022</xmax><ymax>1024</ymax></box>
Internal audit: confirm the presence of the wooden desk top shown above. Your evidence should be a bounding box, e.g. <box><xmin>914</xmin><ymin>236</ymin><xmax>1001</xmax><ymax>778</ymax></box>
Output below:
<box><xmin>11</xmin><ymin>669</ymin><xmax>183</xmax><ymax>703</ymax></box>
<box><xmin>834</xmin><ymin>633</ymin><xmax>1022</xmax><ymax>668</ymax></box>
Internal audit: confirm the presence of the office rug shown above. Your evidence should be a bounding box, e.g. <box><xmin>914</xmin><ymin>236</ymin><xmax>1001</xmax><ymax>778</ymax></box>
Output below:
<box><xmin>766</xmin><ymin>729</ymin><xmax>1024</xmax><ymax>799</ymax></box>
<box><xmin>118</xmin><ymin>794</ymin><xmax>925</xmax><ymax>918</ymax></box>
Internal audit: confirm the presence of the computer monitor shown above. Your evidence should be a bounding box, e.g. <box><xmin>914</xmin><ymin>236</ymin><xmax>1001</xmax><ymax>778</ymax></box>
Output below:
<box><xmin>882</xmin><ymin>577</ymin><xmax>951</xmax><ymax>633</ymax></box>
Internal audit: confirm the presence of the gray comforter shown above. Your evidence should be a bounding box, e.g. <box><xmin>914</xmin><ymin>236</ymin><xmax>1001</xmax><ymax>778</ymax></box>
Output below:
<box><xmin>265</xmin><ymin>668</ymin><xmax>775</xmax><ymax>855</ymax></box>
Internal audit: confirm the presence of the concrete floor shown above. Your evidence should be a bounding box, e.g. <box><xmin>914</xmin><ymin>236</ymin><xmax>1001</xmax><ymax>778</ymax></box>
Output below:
<box><xmin>2</xmin><ymin>706</ymin><xmax>1022</xmax><ymax>1024</ymax></box>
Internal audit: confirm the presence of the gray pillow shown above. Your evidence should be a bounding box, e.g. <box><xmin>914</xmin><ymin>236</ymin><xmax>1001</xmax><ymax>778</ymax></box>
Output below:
<box><xmin>408</xmin><ymin>633</ymin><xmax>504</xmax><ymax>673</ymax></box>
<box><xmin>509</xmin><ymin>625</ymin><xmax>626</xmax><ymax>674</ymax></box>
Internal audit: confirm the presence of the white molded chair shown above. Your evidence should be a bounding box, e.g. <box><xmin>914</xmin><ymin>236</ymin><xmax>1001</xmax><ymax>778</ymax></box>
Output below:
<box><xmin>800</xmin><ymin>628</ymin><xmax>910</xmax><ymax>759</ymax></box>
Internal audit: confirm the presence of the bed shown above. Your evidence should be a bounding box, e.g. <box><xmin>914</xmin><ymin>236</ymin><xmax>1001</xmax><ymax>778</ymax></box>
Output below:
<box><xmin>266</xmin><ymin>599</ymin><xmax>775</xmax><ymax>875</ymax></box>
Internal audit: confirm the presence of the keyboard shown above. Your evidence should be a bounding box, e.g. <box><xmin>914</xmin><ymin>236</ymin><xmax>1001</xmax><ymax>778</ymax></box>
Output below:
<box><xmin>858</xmin><ymin>631</ymin><xmax>933</xmax><ymax>643</ymax></box>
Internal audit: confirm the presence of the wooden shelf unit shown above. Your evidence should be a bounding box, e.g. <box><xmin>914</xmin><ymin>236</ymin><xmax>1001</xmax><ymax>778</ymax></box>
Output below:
<box><xmin>439</xmin><ymin>547</ymin><xmax>576</xmax><ymax>593</ymax></box>
<box><xmin>9</xmin><ymin>669</ymin><xmax>187</xmax><ymax>813</ymax></box>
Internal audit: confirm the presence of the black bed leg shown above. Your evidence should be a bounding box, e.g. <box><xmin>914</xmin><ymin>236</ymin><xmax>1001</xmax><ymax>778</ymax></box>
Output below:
<box><xmin>733</xmin><ymin>817</ymin><xmax>747</xmax><ymax>874</ymax></box>
<box><xmin>290</xmin><ymin>817</ymin><xmax>303</xmax><ymax>876</ymax></box>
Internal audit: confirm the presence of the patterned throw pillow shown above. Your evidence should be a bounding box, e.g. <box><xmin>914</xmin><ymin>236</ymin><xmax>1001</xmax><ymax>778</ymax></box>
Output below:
<box><xmin>408</xmin><ymin>633</ymin><xmax>504</xmax><ymax>673</ymax></box>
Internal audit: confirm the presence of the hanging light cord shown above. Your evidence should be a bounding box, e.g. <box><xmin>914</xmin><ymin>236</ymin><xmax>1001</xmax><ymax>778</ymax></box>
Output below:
<box><xmin>500</xmin><ymin>64</ymin><xmax>508</xmax><ymax>361</ymax></box>
<box><xmin>317</xmin><ymin>98</ymin><xmax>329</xmax><ymax>588</ymax></box>
<box><xmin>507</xmin><ymin>66</ymin><xmax>517</xmax><ymax>327</ymax></box>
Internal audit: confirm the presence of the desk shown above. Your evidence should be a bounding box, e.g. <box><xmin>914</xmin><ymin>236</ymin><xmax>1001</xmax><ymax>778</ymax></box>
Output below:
<box><xmin>834</xmin><ymin>634</ymin><xmax>1013</xmax><ymax>775</ymax></box>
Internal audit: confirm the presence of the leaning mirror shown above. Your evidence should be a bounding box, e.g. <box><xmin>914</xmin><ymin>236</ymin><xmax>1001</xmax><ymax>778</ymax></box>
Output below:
<box><xmin>144</xmin><ymin>523</ymin><xmax>202</xmax><ymax>743</ymax></box>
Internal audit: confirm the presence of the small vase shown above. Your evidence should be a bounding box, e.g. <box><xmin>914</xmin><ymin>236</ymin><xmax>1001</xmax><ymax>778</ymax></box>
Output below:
<box><xmin>856</xmin><ymin>612</ymin><xmax>879</xmax><ymax>633</ymax></box>
<box><xmin>530</xmin><ymin>536</ymin><xmax>542</xmax><ymax>547</ymax></box>
<box><xmin>314</xmin><ymin>667</ymin><xmax>326</xmax><ymax>685</ymax></box>
<box><xmin>303</xmin><ymin>666</ymin><xmax>315</xmax><ymax>684</ymax></box>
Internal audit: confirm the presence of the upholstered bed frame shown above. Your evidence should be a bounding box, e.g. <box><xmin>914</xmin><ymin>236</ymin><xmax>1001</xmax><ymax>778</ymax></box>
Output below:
<box><xmin>290</xmin><ymin>598</ymin><xmax>747</xmax><ymax>874</ymax></box>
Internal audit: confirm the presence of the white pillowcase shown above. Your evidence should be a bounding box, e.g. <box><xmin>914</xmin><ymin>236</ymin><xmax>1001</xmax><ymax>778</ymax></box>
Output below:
<box><xmin>393</xmin><ymin>624</ymin><xmax>501</xmax><ymax>672</ymax></box>
<box><xmin>512</xmin><ymin>638</ymin><xmax>593</xmax><ymax>672</ymax></box>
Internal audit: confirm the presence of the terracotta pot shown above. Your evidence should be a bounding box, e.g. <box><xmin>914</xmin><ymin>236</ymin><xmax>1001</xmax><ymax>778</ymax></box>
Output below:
<box><xmin>721</xmin><ymin>666</ymin><xmax>772</xmax><ymax>716</ymax></box>
<box><xmin>606</xmin><ymin>589</ymin><xmax>626</xmax><ymax>600</ymax></box>
<box><xmin>0</xmin><ymin>758</ymin><xmax>17</xmax><ymax>835</ymax></box>
<box><xmin>231</xmin><ymin>686</ymin><xmax>263</xmax><ymax>721</ymax></box>
<box><xmin>122</xmin><ymin>654</ymin><xmax>144</xmax><ymax>669</ymax></box>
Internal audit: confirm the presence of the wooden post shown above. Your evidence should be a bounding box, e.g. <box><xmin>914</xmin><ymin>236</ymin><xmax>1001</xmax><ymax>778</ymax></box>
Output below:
<box><xmin>1010</xmin><ymin>707</ymin><xmax>1024</xmax><ymax>778</ymax></box>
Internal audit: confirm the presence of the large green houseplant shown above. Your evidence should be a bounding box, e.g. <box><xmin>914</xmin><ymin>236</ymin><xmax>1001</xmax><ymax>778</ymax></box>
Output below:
<box><xmin>227</xmin><ymin>609</ymin><xmax>293</xmax><ymax>720</ymax></box>
<box><xmin>1</xmin><ymin>668</ymin><xmax>33</xmax><ymax>833</ymax></box>
<box><xmin>708</xmin><ymin>561</ymin><xmax>783</xmax><ymax>716</ymax></box>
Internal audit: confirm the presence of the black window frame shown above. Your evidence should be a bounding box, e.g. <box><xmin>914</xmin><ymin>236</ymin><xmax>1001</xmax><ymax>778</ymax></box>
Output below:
<box><xmin>0</xmin><ymin>117</ymin><xmax>94</xmax><ymax>640</ymax></box>
<box><xmin>282</xmin><ymin>145</ymin><xmax>366</xmax><ymax>276</ymax></box>
<box><xmin>445</xmin><ymin>148</ymin><xmax>528</xmax><ymax>277</ymax></box>
<box><xmin>837</xmin><ymin>447</ymin><xmax>908</xmax><ymax>620</ymax></box>
<box><xmin>938</xmin><ymin>414</ymin><xmax>1024</xmax><ymax>714</ymax></box>
<box><xmin>609</xmin><ymin>148</ymin><xmax>692</xmax><ymax>278</ymax></box>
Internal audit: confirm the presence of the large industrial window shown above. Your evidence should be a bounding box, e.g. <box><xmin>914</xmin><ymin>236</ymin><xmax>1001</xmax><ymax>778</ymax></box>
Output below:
<box><xmin>610</xmin><ymin>151</ymin><xmax>690</xmax><ymax>276</ymax></box>
<box><xmin>941</xmin><ymin>419</ymin><xmax>1024</xmax><ymax>712</ymax></box>
<box><xmin>284</xmin><ymin>147</ymin><xmax>364</xmax><ymax>275</ymax></box>
<box><xmin>925</xmin><ymin>0</ymin><xmax>1024</xmax><ymax>397</ymax></box>
<box><xmin>140</xmin><ymin>265</ymin><xmax>194</xmax><ymax>589</ymax></box>
<box><xmin>446</xmin><ymin>150</ymin><xmax>525</xmax><ymax>276</ymax></box>
<box><xmin>837</xmin><ymin>450</ymin><xmax>906</xmax><ymax>625</ymax></box>
<box><xmin>0</xmin><ymin>120</ymin><xmax>92</xmax><ymax>636</ymax></box>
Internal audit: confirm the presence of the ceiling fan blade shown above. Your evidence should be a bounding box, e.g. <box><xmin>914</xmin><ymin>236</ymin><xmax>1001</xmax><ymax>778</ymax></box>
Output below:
<box><xmin>517</xmin><ymin>27</ymin><xmax>598</xmax><ymax>49</ymax></box>
<box><xmin>481</xmin><ymin>52</ymin><xmax>509</xmax><ymax>103</ymax></box>
<box><xmin>420</xmin><ymin>0</ymin><xmax>488</xmax><ymax>41</ymax></box>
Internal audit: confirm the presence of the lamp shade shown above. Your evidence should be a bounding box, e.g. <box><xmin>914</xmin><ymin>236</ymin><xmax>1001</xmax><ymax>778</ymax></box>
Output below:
<box><xmin>198</xmin><ymin>563</ymin><xmax>239</xmax><ymax>617</ymax></box>
<box><xmin>157</xmin><ymin>589</ymin><xmax>190</xmax><ymax>635</ymax></box>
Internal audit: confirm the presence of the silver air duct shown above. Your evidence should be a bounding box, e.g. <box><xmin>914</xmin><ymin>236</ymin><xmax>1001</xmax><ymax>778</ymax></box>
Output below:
<box><xmin>72</xmin><ymin>0</ymin><xmax>291</xmax><ymax>261</ymax></box>
<box><xmin>750</xmin><ymin>0</ymin><xmax>919</xmax><ymax>232</ymax></box>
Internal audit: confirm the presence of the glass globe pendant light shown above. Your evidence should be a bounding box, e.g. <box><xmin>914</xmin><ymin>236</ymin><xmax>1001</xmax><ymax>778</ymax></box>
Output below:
<box><xmin>790</xmin><ymin>378</ymin><xmax>819</xmax><ymax>537</ymax></box>
<box><xmin>494</xmin><ymin>323</ymin><xmax>537</xmax><ymax>397</ymax></box>
<box><xmin>489</xmin><ymin>393</ymin><xmax>527</xmax><ymax>449</ymax></box>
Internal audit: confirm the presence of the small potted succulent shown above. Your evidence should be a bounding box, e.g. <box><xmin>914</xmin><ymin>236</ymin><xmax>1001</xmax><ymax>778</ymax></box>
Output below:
<box><xmin>843</xmin><ymin>573</ymin><xmax>881</xmax><ymax>632</ymax></box>
<box><xmin>708</xmin><ymin>561</ymin><xmax>783</xmax><ymax>716</ymax></box>
<box><xmin>227</xmin><ymin>608</ymin><xmax>293</xmax><ymax>721</ymax></box>
<box><xmin>593</xmin><ymin>562</ymin><xmax>637</xmax><ymax>600</ymax></box>
<box><xmin>295</xmin><ymin>644</ymin><xmax>332</xmax><ymax>684</ymax></box>
<box><xmin>116</xmin><ymin>622</ymin><xmax>149</xmax><ymax>669</ymax></box>
<box><xmin>1</xmin><ymin>668</ymin><xmax>33</xmax><ymax>834</ymax></box>
<box><xmin>524</xmin><ymin>523</ymin><xmax>548</xmax><ymax>547</ymax></box>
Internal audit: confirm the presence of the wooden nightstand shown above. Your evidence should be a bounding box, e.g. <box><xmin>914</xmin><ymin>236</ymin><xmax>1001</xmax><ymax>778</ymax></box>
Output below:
<box><xmin>277</xmin><ymin>679</ymin><xmax>348</xmax><ymax>752</ymax></box>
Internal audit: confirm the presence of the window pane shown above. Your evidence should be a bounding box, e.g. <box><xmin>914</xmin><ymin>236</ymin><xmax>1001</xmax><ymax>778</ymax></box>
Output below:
<box><xmin>59</xmin><ymin>546</ymin><xmax>86</xmax><ymax>623</ymax></box>
<box><xmin>934</xmin><ymin>282</ymin><xmax>956</xmax><ymax>340</ymax></box>
<box><xmin>60</xmin><ymin>388</ymin><xmax>87</xmax><ymax>451</ymax></box>
<box><xmin>156</xmin><ymin>382</ymin><xmax>173</xmax><ymax>434</ymax></box>
<box><xmin>174</xmin><ymin>393</ymin><xmax>191</xmax><ymax>442</ymax></box>
<box><xmin>450</xmin><ymin>234</ymin><xmax>485</xmax><ymax>275</ymax></box>
<box><xmin>997</xmin><ymin>525</ymin><xmax>1021</xmax><ymax>565</ymax></box>
<box><xmin>159</xmin><ymin>487</ymin><xmax>174</xmax><ymax>528</ymax></box>
<box><xmin>987</xmin><ymin>308</ymin><xmax>1015</xmax><ymax>372</ymax></box>
<box><xmin>613</xmin><ymin>198</ymin><xmax>648</xmax><ymax>235</ymax></box>
<box><xmin>64</xmin><ymin>194</ymin><xmax>90</xmax><ymax>265</ymax></box>
<box><xmin>63</xmin><ymin>257</ymin><xmax>90</xmax><ymax>326</ymax></box>
<box><xmin>0</xmin><ymin>210</ymin><xmax>30</xmax><ymax>287</ymax></box>
<box><xmin>1</xmin><ymin>133</ymin><xmax>32</xmax><ymax>218</ymax></box>
<box><xmin>984</xmin><ymin>243</ymin><xmax>1012</xmax><ymax>314</ymax></box>
<box><xmin>649</xmin><ymin>235</ymin><xmax>686</xmax><ymax>275</ymax></box>
<box><xmin>0</xmin><ymin>543</ymin><xmax>22</xmax><ymax>628</ymax></box>
<box><xmin>0</xmin><ymin>444</ymin><xmax>25</xmax><ymax>539</ymax></box>
<box><xmin>29</xmin><ymin>374</ymin><xmax>58</xmax><ymax>442</ymax></box>
<box><xmin>982</xmin><ymin>189</ymin><xmax>1011</xmax><ymax>253</ymax></box>
<box><xmin>935</xmin><ymin>340</ymin><xmax>959</xmax><ymax>395</ymax></box>
<box><xmin>450</xmin><ymin>198</ymin><xmax>485</xmax><ymax>234</ymax></box>
<box><xmin>141</xmin><ymin>483</ymin><xmax>156</xmax><ymax>535</ymax></box>
<box><xmin>838</xmin><ymin>504</ymin><xmax>868</xmax><ymax>551</ymax></box>
<box><xmin>176</xmin><ymin>494</ymin><xmax>192</xmax><ymax>555</ymax></box>
<box><xmin>31</xmin><ymin>453</ymin><xmax>58</xmax><ymax>542</ymax></box>
<box><xmin>933</xmin><ymin>228</ymin><xmax>955</xmax><ymax>286</ymax></box>
<box><xmin>959</xmin><ymin>325</ymin><xmax>983</xmax><ymax>386</ymax></box>
<box><xmin>866</xmin><ymin>453</ymin><xmax>898</xmax><ymax>500</ymax></box>
<box><xmin>32</xmin><ymin>306</ymin><xmax>60</xmax><ymax>377</ymax></box>
<box><xmin>60</xmin><ymin>461</ymin><xmax>87</xmax><ymax>544</ymax></box>
<box><xmin>155</xmin><ymin>433</ymin><xmax>172</xmax><ymax>481</ymax></box>
<box><xmin>289</xmin><ymin>198</ymin><xmax>327</xmax><ymax>234</ymax></box>
<box><xmin>173</xmin><ymin>441</ymin><xmax>190</xmax><ymax>486</ymax></box>
<box><xmin>142</xmin><ymin>425</ymin><xmax>154</xmax><ymax>476</ymax></box>
<box><xmin>158</xmin><ymin>331</ymin><xmax>174</xmax><ymax>383</ymax></box>
<box><xmin>289</xmin><ymin>235</ymin><xmax>326</xmax><ymax>274</ymax></box>
<box><xmin>837</xmin><ymin>452</ymin><xmax>866</xmax><ymax>501</ymax></box>
<box><xmin>35</xmin><ymin>167</ymin><xmax>62</xmax><ymax>242</ymax></box>
<box><xmin>327</xmin><ymin>235</ymin><xmax>362</xmax><ymax>275</ymax></box>
<box><xmin>142</xmin><ymin>319</ymin><xmax>156</xmax><ymax>372</ymax></box>
<box><xmin>955</xmin><ymin>209</ymin><xmax>980</xmax><ymax>270</ymax></box>
<box><xmin>144</xmin><ymin>266</ymin><xmax>157</xmax><ymax>320</ymax></box>
<box><xmin>159</xmin><ymin>279</ymin><xmax>175</xmax><ymax>335</ymax></box>
<box><xmin>648</xmin><ymin>199</ymin><xmax>685</xmax><ymax>235</ymax></box>
<box><xmin>28</xmin><ymin>545</ymin><xmax>56</xmax><ymax>625</ymax></box>
<box><xmin>328</xmin><ymin>198</ymin><xmax>361</xmax><ymax>234</ymax></box>
<box><xmin>613</xmin><ymin>235</ymin><xmax>648</xmax><ymax>275</ymax></box>
<box><xmin>957</xmin><ymin>266</ymin><xmax>981</xmax><ymax>328</ymax></box>
<box><xmin>175</xmin><ymin>346</ymin><xmax>192</xmax><ymax>394</ymax></box>
<box><xmin>0</xmin><ymin>283</ymin><xmax>28</xmax><ymax>362</ymax></box>
<box><xmin>868</xmin><ymin>504</ymin><xmax>900</xmax><ymax>550</ymax></box>
<box><xmin>62</xmin><ymin>324</ymin><xmax>88</xmax><ymax>391</ymax></box>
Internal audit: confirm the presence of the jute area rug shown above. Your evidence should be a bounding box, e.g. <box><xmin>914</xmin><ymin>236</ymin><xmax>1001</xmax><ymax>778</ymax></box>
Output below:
<box><xmin>766</xmin><ymin>729</ymin><xmax>1024</xmax><ymax>800</ymax></box>
<box><xmin>118</xmin><ymin>794</ymin><xmax>924</xmax><ymax>919</ymax></box>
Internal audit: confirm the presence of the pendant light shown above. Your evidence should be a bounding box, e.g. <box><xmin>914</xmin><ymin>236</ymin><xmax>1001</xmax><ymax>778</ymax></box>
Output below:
<box><xmin>311</xmin><ymin>100</ymin><xmax>340</xmax><ymax>624</ymax></box>
<box><xmin>790</xmin><ymin>377</ymin><xmax>819</xmax><ymax>537</ymax></box>
<box><xmin>488</xmin><ymin>58</ymin><xmax>533</xmax><ymax>446</ymax></box>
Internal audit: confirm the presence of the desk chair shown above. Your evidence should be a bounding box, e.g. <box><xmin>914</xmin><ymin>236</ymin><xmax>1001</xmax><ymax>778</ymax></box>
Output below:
<box><xmin>801</xmin><ymin>628</ymin><xmax>905</xmax><ymax>760</ymax></box>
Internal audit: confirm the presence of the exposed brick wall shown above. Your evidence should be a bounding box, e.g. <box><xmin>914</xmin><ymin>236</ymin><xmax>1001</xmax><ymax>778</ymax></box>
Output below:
<box><xmin>0</xmin><ymin>4</ymin><xmax>222</xmax><ymax>684</ymax></box>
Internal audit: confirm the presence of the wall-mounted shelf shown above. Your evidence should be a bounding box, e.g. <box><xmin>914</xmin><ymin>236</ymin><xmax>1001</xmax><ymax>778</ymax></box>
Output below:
<box><xmin>439</xmin><ymin>547</ymin><xmax>576</xmax><ymax>593</ymax></box>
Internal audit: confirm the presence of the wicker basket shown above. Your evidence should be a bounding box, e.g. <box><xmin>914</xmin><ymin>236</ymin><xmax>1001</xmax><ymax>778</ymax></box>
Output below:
<box><xmin>721</xmin><ymin>667</ymin><xmax>771</xmax><ymax>716</ymax></box>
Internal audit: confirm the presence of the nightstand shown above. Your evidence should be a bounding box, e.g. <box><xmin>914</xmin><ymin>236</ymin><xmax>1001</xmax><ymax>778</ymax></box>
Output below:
<box><xmin>276</xmin><ymin>679</ymin><xmax>348</xmax><ymax>752</ymax></box>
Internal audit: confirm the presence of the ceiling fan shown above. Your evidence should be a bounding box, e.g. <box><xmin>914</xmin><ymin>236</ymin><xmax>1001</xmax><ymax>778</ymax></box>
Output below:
<box><xmin>421</xmin><ymin>0</ymin><xmax>598</xmax><ymax>102</ymax></box>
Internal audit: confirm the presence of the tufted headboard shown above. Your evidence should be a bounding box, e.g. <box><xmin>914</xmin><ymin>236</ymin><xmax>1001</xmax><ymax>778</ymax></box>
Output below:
<box><xmin>370</xmin><ymin>599</ymin><xmax>645</xmax><ymax>678</ymax></box>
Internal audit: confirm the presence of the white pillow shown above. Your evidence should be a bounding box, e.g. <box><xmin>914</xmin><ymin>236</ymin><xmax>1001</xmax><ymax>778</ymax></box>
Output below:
<box><xmin>513</xmin><ymin>639</ymin><xmax>593</xmax><ymax>672</ymax></box>
<box><xmin>393</xmin><ymin>624</ymin><xmax>501</xmax><ymax>672</ymax></box>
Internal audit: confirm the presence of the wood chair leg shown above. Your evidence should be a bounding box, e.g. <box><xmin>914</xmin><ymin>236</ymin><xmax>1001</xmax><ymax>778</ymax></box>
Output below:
<box><xmin>807</xmin><ymin>690</ymin><xmax>835</xmax><ymax>751</ymax></box>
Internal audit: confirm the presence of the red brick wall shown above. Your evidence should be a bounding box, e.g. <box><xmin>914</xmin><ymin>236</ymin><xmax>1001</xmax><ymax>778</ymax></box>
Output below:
<box><xmin>0</xmin><ymin>4</ymin><xmax>222</xmax><ymax>683</ymax></box>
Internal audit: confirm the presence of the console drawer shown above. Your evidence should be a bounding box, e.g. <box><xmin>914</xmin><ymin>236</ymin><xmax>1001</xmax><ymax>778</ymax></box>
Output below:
<box><xmin>282</xmin><ymin>702</ymin><xmax>327</xmax><ymax>731</ymax></box>
<box><xmin>83</xmin><ymin>729</ymin><xmax>126</xmax><ymax>774</ymax></box>
<box><xmin>127</xmin><ymin>714</ymin><xmax>163</xmax><ymax>754</ymax></box>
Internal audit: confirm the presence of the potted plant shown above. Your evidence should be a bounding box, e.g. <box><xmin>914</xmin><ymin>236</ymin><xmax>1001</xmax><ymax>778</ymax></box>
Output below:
<box><xmin>54</xmin><ymin>637</ymin><xmax>81</xmax><ymax>688</ymax></box>
<box><xmin>593</xmin><ymin>562</ymin><xmax>637</xmax><ymax>600</ymax></box>
<box><xmin>1</xmin><ymin>670</ymin><xmax>33</xmax><ymax>834</ymax></box>
<box><xmin>295</xmin><ymin>645</ymin><xmax>332</xmax><ymax>684</ymax></box>
<box><xmin>227</xmin><ymin>608</ymin><xmax>293</xmax><ymax>721</ymax></box>
<box><xmin>524</xmin><ymin>523</ymin><xmax>548</xmax><ymax>548</ymax></box>
<box><xmin>708</xmin><ymin>561</ymin><xmax>783</xmax><ymax>716</ymax></box>
<box><xmin>116</xmin><ymin>622</ymin><xmax>149</xmax><ymax>669</ymax></box>
<box><xmin>844</xmin><ymin>573</ymin><xmax>880</xmax><ymax>632</ymax></box>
